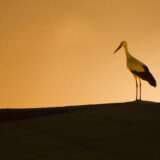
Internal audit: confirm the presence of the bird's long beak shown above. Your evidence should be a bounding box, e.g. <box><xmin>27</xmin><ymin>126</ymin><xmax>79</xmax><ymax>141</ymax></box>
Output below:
<box><xmin>113</xmin><ymin>43</ymin><xmax>122</xmax><ymax>54</ymax></box>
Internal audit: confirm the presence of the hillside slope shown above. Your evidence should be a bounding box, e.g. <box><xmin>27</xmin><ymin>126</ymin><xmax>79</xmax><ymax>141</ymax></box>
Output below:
<box><xmin>1</xmin><ymin>101</ymin><xmax>160</xmax><ymax>160</ymax></box>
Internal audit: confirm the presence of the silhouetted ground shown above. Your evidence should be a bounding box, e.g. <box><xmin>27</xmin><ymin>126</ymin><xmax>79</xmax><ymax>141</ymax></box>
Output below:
<box><xmin>1</xmin><ymin>101</ymin><xmax>160</xmax><ymax>160</ymax></box>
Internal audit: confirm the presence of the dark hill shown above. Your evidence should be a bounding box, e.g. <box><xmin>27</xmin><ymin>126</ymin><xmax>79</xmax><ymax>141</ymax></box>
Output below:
<box><xmin>1</xmin><ymin>101</ymin><xmax>160</xmax><ymax>160</ymax></box>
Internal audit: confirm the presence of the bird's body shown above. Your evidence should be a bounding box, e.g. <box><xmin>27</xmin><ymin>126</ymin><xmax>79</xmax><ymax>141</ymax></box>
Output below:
<box><xmin>114</xmin><ymin>41</ymin><xmax>156</xmax><ymax>101</ymax></box>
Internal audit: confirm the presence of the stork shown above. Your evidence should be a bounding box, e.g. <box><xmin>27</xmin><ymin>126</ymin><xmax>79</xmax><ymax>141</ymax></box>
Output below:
<box><xmin>114</xmin><ymin>41</ymin><xmax>156</xmax><ymax>101</ymax></box>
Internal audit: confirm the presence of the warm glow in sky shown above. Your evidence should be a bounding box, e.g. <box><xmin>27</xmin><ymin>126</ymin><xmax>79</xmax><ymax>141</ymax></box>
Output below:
<box><xmin>0</xmin><ymin>0</ymin><xmax>160</xmax><ymax>108</ymax></box>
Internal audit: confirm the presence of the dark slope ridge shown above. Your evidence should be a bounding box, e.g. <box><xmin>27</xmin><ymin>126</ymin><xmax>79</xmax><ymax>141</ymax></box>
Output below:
<box><xmin>1</xmin><ymin>100</ymin><xmax>160</xmax><ymax>160</ymax></box>
<box><xmin>0</xmin><ymin>100</ymin><xmax>159</xmax><ymax>123</ymax></box>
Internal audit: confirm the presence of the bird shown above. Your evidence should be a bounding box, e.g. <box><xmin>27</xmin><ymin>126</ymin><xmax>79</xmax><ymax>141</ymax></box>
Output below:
<box><xmin>114</xmin><ymin>41</ymin><xmax>156</xmax><ymax>101</ymax></box>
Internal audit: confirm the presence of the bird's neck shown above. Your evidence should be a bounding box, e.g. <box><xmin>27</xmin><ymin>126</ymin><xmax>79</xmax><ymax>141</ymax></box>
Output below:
<box><xmin>123</xmin><ymin>45</ymin><xmax>131</xmax><ymax>59</ymax></box>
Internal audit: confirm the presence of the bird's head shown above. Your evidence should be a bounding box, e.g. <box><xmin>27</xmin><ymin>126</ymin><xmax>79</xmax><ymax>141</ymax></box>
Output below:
<box><xmin>114</xmin><ymin>41</ymin><xmax>127</xmax><ymax>53</ymax></box>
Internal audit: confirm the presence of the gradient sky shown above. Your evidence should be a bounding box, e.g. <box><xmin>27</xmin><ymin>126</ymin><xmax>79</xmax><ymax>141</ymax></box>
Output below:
<box><xmin>0</xmin><ymin>0</ymin><xmax>160</xmax><ymax>108</ymax></box>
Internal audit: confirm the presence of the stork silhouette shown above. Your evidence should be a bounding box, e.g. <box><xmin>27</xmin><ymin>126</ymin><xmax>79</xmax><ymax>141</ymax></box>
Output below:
<box><xmin>114</xmin><ymin>41</ymin><xmax>156</xmax><ymax>101</ymax></box>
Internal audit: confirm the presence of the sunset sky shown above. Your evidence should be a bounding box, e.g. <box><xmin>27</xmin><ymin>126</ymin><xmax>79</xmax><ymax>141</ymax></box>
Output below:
<box><xmin>0</xmin><ymin>0</ymin><xmax>160</xmax><ymax>108</ymax></box>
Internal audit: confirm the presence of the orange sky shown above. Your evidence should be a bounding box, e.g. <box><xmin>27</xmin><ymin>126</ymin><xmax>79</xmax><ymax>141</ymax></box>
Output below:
<box><xmin>0</xmin><ymin>0</ymin><xmax>160</xmax><ymax>108</ymax></box>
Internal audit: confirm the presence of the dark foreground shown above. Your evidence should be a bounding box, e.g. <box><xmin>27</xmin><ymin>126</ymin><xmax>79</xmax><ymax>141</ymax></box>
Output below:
<box><xmin>1</xmin><ymin>101</ymin><xmax>160</xmax><ymax>160</ymax></box>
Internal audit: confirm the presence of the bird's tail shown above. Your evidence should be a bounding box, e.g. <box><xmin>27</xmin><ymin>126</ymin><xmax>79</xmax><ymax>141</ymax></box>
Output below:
<box><xmin>146</xmin><ymin>71</ymin><xmax>156</xmax><ymax>87</ymax></box>
<box><xmin>143</xmin><ymin>65</ymin><xmax>156</xmax><ymax>87</ymax></box>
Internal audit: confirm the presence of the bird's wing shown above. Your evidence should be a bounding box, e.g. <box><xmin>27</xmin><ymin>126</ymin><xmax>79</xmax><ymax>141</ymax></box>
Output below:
<box><xmin>131</xmin><ymin>65</ymin><xmax>156</xmax><ymax>87</ymax></box>
<box><xmin>127</xmin><ymin>56</ymin><xmax>145</xmax><ymax>72</ymax></box>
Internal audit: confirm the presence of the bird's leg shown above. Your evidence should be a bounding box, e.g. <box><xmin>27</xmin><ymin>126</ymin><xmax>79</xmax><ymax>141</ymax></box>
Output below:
<box><xmin>135</xmin><ymin>78</ymin><xmax>138</xmax><ymax>101</ymax></box>
<box><xmin>139</xmin><ymin>78</ymin><xmax>142</xmax><ymax>101</ymax></box>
